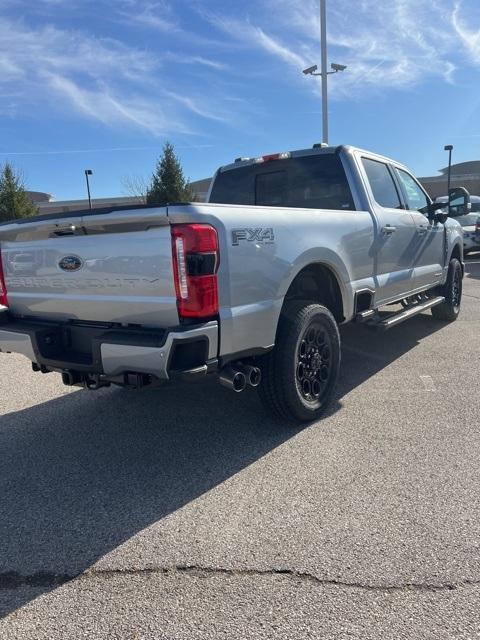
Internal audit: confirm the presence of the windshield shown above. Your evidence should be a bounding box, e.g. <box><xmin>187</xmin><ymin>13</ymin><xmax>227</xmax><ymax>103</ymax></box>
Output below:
<box><xmin>209</xmin><ymin>154</ymin><xmax>355</xmax><ymax>210</ymax></box>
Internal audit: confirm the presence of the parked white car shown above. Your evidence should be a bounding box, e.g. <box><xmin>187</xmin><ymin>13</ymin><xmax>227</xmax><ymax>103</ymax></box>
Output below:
<box><xmin>435</xmin><ymin>194</ymin><xmax>480</xmax><ymax>255</ymax></box>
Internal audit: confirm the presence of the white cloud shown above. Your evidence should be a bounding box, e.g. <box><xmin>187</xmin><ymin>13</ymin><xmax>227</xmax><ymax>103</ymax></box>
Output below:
<box><xmin>202</xmin><ymin>12</ymin><xmax>307</xmax><ymax>69</ymax></box>
<box><xmin>0</xmin><ymin>15</ymin><xmax>230</xmax><ymax>135</ymax></box>
<box><xmin>452</xmin><ymin>2</ymin><xmax>480</xmax><ymax>64</ymax></box>
<box><xmin>118</xmin><ymin>0</ymin><xmax>179</xmax><ymax>33</ymax></box>
<box><xmin>253</xmin><ymin>28</ymin><xmax>306</xmax><ymax>68</ymax></box>
<box><xmin>163</xmin><ymin>52</ymin><xmax>229</xmax><ymax>71</ymax></box>
<box><xmin>0</xmin><ymin>18</ymin><xmax>157</xmax><ymax>81</ymax></box>
<box><xmin>164</xmin><ymin>90</ymin><xmax>228</xmax><ymax>123</ymax></box>
<box><xmin>190</xmin><ymin>56</ymin><xmax>228</xmax><ymax>71</ymax></box>
<box><xmin>118</xmin><ymin>0</ymin><xmax>229</xmax><ymax>48</ymax></box>
<box><xmin>44</xmin><ymin>73</ymin><xmax>187</xmax><ymax>135</ymax></box>
<box><xmin>205</xmin><ymin>0</ymin><xmax>474</xmax><ymax>98</ymax></box>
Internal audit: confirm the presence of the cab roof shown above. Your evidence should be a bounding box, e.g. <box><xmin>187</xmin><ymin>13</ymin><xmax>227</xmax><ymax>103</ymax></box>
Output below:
<box><xmin>220</xmin><ymin>144</ymin><xmax>409</xmax><ymax>173</ymax></box>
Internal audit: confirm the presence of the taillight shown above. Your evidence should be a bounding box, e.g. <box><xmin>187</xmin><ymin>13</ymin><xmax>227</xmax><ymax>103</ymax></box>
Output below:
<box><xmin>0</xmin><ymin>249</ymin><xmax>8</xmax><ymax>308</ymax></box>
<box><xmin>171</xmin><ymin>224</ymin><xmax>219</xmax><ymax>320</ymax></box>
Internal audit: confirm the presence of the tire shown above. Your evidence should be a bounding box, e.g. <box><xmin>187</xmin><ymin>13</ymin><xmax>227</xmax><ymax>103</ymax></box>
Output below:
<box><xmin>431</xmin><ymin>258</ymin><xmax>462</xmax><ymax>321</ymax></box>
<box><xmin>257</xmin><ymin>302</ymin><xmax>341</xmax><ymax>422</ymax></box>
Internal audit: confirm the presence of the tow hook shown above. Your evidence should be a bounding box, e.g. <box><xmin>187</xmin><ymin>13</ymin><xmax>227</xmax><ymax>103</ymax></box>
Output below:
<box><xmin>84</xmin><ymin>374</ymin><xmax>110</xmax><ymax>390</ymax></box>
<box><xmin>61</xmin><ymin>370</ymin><xmax>81</xmax><ymax>386</ymax></box>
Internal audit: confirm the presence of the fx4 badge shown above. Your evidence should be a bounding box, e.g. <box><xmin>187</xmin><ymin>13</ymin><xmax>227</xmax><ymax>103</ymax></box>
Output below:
<box><xmin>231</xmin><ymin>228</ymin><xmax>275</xmax><ymax>246</ymax></box>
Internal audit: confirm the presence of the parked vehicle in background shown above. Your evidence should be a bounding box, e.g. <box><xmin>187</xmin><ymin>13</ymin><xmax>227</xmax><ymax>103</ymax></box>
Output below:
<box><xmin>435</xmin><ymin>195</ymin><xmax>480</xmax><ymax>255</ymax></box>
<box><xmin>0</xmin><ymin>145</ymin><xmax>471</xmax><ymax>422</ymax></box>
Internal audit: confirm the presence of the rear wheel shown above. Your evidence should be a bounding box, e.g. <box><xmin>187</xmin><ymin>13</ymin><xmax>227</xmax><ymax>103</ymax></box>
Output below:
<box><xmin>431</xmin><ymin>258</ymin><xmax>462</xmax><ymax>321</ymax></box>
<box><xmin>257</xmin><ymin>302</ymin><xmax>341</xmax><ymax>422</ymax></box>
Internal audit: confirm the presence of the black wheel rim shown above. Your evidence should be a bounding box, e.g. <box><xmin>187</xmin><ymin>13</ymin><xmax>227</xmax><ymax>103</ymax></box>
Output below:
<box><xmin>452</xmin><ymin>267</ymin><xmax>462</xmax><ymax>310</ymax></box>
<box><xmin>295</xmin><ymin>322</ymin><xmax>332</xmax><ymax>404</ymax></box>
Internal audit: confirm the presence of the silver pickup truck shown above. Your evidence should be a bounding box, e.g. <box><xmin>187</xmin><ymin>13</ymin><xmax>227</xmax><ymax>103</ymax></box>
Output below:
<box><xmin>0</xmin><ymin>145</ymin><xmax>470</xmax><ymax>421</ymax></box>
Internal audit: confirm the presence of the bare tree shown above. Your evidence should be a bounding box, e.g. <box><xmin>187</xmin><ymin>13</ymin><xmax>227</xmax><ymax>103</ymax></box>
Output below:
<box><xmin>120</xmin><ymin>174</ymin><xmax>149</xmax><ymax>203</ymax></box>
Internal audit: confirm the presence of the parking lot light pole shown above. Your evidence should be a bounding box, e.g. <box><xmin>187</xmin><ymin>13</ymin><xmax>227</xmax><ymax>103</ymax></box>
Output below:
<box><xmin>84</xmin><ymin>169</ymin><xmax>93</xmax><ymax>210</ymax></box>
<box><xmin>320</xmin><ymin>0</ymin><xmax>328</xmax><ymax>144</ymax></box>
<box><xmin>444</xmin><ymin>145</ymin><xmax>453</xmax><ymax>194</ymax></box>
<box><xmin>444</xmin><ymin>145</ymin><xmax>453</xmax><ymax>216</ymax></box>
<box><xmin>302</xmin><ymin>0</ymin><xmax>347</xmax><ymax>145</ymax></box>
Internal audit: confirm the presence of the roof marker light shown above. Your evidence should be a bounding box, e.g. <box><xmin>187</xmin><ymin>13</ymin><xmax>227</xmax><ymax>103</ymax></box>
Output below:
<box><xmin>255</xmin><ymin>152</ymin><xmax>291</xmax><ymax>164</ymax></box>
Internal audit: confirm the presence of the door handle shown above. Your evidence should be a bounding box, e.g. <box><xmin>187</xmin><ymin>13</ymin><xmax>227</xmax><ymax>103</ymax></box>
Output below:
<box><xmin>381</xmin><ymin>225</ymin><xmax>397</xmax><ymax>235</ymax></box>
<box><xmin>417</xmin><ymin>226</ymin><xmax>427</xmax><ymax>236</ymax></box>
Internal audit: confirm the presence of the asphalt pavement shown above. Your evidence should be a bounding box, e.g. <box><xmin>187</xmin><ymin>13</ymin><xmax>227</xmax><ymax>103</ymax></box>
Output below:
<box><xmin>1</xmin><ymin>258</ymin><xmax>479</xmax><ymax>639</ymax></box>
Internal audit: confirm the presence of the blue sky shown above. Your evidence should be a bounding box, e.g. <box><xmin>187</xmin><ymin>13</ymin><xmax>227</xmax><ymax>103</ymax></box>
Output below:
<box><xmin>1</xmin><ymin>0</ymin><xmax>480</xmax><ymax>200</ymax></box>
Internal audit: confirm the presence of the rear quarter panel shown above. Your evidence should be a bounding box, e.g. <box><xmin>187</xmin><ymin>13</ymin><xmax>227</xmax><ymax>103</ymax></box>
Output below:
<box><xmin>168</xmin><ymin>204</ymin><xmax>374</xmax><ymax>356</ymax></box>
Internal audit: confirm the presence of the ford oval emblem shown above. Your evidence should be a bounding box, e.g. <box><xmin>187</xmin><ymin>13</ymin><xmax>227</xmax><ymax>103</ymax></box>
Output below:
<box><xmin>58</xmin><ymin>255</ymin><xmax>83</xmax><ymax>272</ymax></box>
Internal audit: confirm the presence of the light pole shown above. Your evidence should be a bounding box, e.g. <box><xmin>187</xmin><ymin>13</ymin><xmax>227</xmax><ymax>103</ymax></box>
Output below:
<box><xmin>320</xmin><ymin>0</ymin><xmax>328</xmax><ymax>145</ymax></box>
<box><xmin>302</xmin><ymin>0</ymin><xmax>346</xmax><ymax>145</ymax></box>
<box><xmin>444</xmin><ymin>145</ymin><xmax>453</xmax><ymax>195</ymax></box>
<box><xmin>84</xmin><ymin>169</ymin><xmax>93</xmax><ymax>210</ymax></box>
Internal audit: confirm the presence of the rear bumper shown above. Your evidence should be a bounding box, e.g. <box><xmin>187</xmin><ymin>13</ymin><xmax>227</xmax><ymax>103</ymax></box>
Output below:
<box><xmin>0</xmin><ymin>308</ymin><xmax>218</xmax><ymax>381</ymax></box>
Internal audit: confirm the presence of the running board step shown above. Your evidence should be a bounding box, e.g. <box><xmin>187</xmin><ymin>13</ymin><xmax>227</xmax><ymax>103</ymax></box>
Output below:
<box><xmin>356</xmin><ymin>309</ymin><xmax>376</xmax><ymax>323</ymax></box>
<box><xmin>376</xmin><ymin>296</ymin><xmax>445</xmax><ymax>331</ymax></box>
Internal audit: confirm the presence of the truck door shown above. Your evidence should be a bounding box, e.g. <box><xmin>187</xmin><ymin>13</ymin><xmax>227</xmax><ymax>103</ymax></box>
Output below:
<box><xmin>393</xmin><ymin>167</ymin><xmax>445</xmax><ymax>289</ymax></box>
<box><xmin>360</xmin><ymin>157</ymin><xmax>419</xmax><ymax>303</ymax></box>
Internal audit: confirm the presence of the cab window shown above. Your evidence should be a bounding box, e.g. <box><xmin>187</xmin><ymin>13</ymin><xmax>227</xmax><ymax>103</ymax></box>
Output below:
<box><xmin>361</xmin><ymin>158</ymin><xmax>402</xmax><ymax>209</ymax></box>
<box><xmin>395</xmin><ymin>168</ymin><xmax>429</xmax><ymax>212</ymax></box>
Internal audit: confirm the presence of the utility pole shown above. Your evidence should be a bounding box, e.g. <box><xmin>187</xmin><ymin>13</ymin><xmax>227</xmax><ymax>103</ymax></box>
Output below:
<box><xmin>320</xmin><ymin>0</ymin><xmax>328</xmax><ymax>144</ymax></box>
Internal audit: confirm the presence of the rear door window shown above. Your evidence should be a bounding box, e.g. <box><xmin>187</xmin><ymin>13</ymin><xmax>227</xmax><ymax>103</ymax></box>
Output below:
<box><xmin>362</xmin><ymin>158</ymin><xmax>402</xmax><ymax>209</ymax></box>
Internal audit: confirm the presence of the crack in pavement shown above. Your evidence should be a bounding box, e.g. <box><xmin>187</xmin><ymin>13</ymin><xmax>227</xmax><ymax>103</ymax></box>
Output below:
<box><xmin>1</xmin><ymin>566</ymin><xmax>479</xmax><ymax>593</ymax></box>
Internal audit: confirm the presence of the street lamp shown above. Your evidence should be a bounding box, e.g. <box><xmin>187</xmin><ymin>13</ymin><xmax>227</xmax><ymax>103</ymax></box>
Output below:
<box><xmin>444</xmin><ymin>145</ymin><xmax>453</xmax><ymax>195</ymax></box>
<box><xmin>84</xmin><ymin>169</ymin><xmax>93</xmax><ymax>210</ymax></box>
<box><xmin>302</xmin><ymin>0</ymin><xmax>347</xmax><ymax>145</ymax></box>
<box><xmin>444</xmin><ymin>145</ymin><xmax>453</xmax><ymax>216</ymax></box>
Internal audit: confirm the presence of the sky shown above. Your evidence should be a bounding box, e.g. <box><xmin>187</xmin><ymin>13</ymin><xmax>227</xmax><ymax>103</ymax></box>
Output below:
<box><xmin>1</xmin><ymin>0</ymin><xmax>480</xmax><ymax>200</ymax></box>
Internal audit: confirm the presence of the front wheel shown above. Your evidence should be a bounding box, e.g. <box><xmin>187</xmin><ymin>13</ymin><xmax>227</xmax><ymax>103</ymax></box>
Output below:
<box><xmin>257</xmin><ymin>302</ymin><xmax>341</xmax><ymax>422</ymax></box>
<box><xmin>431</xmin><ymin>258</ymin><xmax>462</xmax><ymax>321</ymax></box>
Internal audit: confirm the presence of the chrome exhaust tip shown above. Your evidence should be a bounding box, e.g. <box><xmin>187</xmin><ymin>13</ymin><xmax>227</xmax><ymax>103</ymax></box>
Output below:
<box><xmin>218</xmin><ymin>366</ymin><xmax>247</xmax><ymax>393</ymax></box>
<box><xmin>237</xmin><ymin>364</ymin><xmax>262</xmax><ymax>387</ymax></box>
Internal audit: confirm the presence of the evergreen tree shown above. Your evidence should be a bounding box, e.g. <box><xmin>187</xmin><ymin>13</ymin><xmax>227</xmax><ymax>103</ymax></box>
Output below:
<box><xmin>0</xmin><ymin>163</ymin><xmax>38</xmax><ymax>222</ymax></box>
<box><xmin>146</xmin><ymin>142</ymin><xmax>195</xmax><ymax>205</ymax></box>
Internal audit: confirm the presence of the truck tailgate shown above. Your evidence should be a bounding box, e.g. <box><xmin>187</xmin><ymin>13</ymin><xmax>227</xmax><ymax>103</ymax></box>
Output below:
<box><xmin>0</xmin><ymin>207</ymin><xmax>179</xmax><ymax>328</ymax></box>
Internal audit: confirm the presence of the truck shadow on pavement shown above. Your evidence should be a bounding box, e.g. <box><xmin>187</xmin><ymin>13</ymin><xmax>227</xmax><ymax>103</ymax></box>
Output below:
<box><xmin>0</xmin><ymin>312</ymin><xmax>447</xmax><ymax>618</ymax></box>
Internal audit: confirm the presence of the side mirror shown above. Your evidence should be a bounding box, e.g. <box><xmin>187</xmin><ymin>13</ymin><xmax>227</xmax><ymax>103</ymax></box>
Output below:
<box><xmin>421</xmin><ymin>200</ymin><xmax>448</xmax><ymax>220</ymax></box>
<box><xmin>448</xmin><ymin>187</ymin><xmax>471</xmax><ymax>217</ymax></box>
<box><xmin>434</xmin><ymin>211</ymin><xmax>449</xmax><ymax>224</ymax></box>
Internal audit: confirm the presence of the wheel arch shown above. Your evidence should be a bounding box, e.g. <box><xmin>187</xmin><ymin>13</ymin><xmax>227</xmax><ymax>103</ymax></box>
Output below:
<box><xmin>450</xmin><ymin>241</ymin><xmax>463</xmax><ymax>274</ymax></box>
<box><xmin>280</xmin><ymin>261</ymin><xmax>346</xmax><ymax>325</ymax></box>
